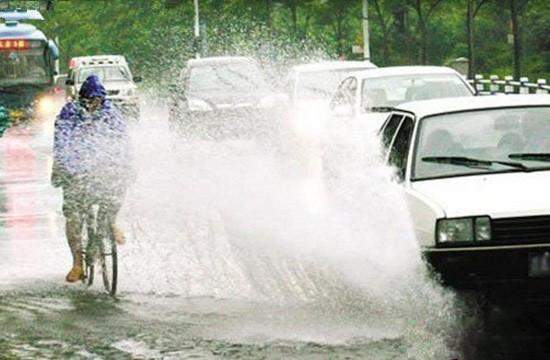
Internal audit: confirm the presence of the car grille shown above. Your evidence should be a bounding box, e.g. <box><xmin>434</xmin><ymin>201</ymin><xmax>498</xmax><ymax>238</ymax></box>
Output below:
<box><xmin>492</xmin><ymin>215</ymin><xmax>550</xmax><ymax>243</ymax></box>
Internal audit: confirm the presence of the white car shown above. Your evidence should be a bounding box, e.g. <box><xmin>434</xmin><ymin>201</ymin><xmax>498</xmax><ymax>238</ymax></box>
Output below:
<box><xmin>285</xmin><ymin>60</ymin><xmax>377</xmax><ymax>104</ymax></box>
<box><xmin>66</xmin><ymin>55</ymin><xmax>141</xmax><ymax>118</ymax></box>
<box><xmin>380</xmin><ymin>94</ymin><xmax>550</xmax><ymax>287</ymax></box>
<box><xmin>330</xmin><ymin>66</ymin><xmax>475</xmax><ymax>130</ymax></box>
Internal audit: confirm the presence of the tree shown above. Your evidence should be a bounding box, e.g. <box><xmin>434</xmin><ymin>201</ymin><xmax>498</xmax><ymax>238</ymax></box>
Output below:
<box><xmin>408</xmin><ymin>0</ymin><xmax>446</xmax><ymax>64</ymax></box>
<box><xmin>509</xmin><ymin>0</ymin><xmax>530</xmax><ymax>79</ymax></box>
<box><xmin>266</xmin><ymin>0</ymin><xmax>273</xmax><ymax>32</ymax></box>
<box><xmin>372</xmin><ymin>0</ymin><xmax>392</xmax><ymax>63</ymax></box>
<box><xmin>466</xmin><ymin>0</ymin><xmax>488</xmax><ymax>77</ymax></box>
<box><xmin>38</xmin><ymin>0</ymin><xmax>548</xmax><ymax>82</ymax></box>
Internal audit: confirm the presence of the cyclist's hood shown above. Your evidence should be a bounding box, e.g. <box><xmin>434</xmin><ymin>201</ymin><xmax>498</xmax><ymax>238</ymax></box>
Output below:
<box><xmin>79</xmin><ymin>75</ymin><xmax>107</xmax><ymax>100</ymax></box>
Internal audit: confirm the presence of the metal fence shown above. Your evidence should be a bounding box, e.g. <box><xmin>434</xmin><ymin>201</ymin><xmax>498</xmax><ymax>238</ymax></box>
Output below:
<box><xmin>467</xmin><ymin>75</ymin><xmax>549</xmax><ymax>95</ymax></box>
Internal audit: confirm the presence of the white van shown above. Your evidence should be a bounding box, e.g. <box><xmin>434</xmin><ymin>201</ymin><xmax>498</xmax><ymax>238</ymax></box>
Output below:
<box><xmin>66</xmin><ymin>55</ymin><xmax>141</xmax><ymax>118</ymax></box>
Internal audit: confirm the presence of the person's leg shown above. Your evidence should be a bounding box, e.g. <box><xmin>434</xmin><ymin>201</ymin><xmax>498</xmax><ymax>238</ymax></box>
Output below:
<box><xmin>65</xmin><ymin>213</ymin><xmax>84</xmax><ymax>282</ymax></box>
<box><xmin>62</xmin><ymin>186</ymin><xmax>85</xmax><ymax>282</ymax></box>
<box><xmin>103</xmin><ymin>190</ymin><xmax>126</xmax><ymax>246</ymax></box>
<box><xmin>111</xmin><ymin>222</ymin><xmax>126</xmax><ymax>245</ymax></box>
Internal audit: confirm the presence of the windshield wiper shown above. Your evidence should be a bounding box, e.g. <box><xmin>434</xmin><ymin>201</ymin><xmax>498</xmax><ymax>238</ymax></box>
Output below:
<box><xmin>509</xmin><ymin>153</ymin><xmax>550</xmax><ymax>162</ymax></box>
<box><xmin>422</xmin><ymin>156</ymin><xmax>529</xmax><ymax>171</ymax></box>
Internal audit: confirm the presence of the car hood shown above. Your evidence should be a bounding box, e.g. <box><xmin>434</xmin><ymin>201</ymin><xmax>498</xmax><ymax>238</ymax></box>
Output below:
<box><xmin>410</xmin><ymin>171</ymin><xmax>550</xmax><ymax>218</ymax></box>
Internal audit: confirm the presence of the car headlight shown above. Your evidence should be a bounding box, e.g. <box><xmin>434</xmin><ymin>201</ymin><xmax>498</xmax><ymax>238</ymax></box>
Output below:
<box><xmin>188</xmin><ymin>98</ymin><xmax>213</xmax><ymax>112</ymax></box>
<box><xmin>37</xmin><ymin>96</ymin><xmax>56</xmax><ymax>115</ymax></box>
<box><xmin>475</xmin><ymin>217</ymin><xmax>492</xmax><ymax>241</ymax></box>
<box><xmin>437</xmin><ymin>216</ymin><xmax>491</xmax><ymax>244</ymax></box>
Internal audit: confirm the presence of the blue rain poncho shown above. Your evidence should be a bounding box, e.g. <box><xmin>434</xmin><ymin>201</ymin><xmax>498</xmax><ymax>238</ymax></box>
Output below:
<box><xmin>53</xmin><ymin>75</ymin><xmax>134</xmax><ymax>193</ymax></box>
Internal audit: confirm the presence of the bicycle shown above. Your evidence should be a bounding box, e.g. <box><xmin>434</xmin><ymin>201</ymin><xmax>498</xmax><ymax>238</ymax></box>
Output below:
<box><xmin>80</xmin><ymin>202</ymin><xmax>118</xmax><ymax>297</ymax></box>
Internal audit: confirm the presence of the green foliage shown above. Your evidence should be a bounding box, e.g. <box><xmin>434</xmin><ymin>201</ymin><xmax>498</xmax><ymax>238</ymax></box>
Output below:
<box><xmin>0</xmin><ymin>106</ymin><xmax>9</xmax><ymax>137</ymax></box>
<box><xmin>34</xmin><ymin>0</ymin><xmax>547</xmax><ymax>83</ymax></box>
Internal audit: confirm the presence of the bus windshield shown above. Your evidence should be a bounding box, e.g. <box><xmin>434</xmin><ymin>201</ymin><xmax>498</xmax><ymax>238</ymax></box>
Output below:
<box><xmin>0</xmin><ymin>50</ymin><xmax>49</xmax><ymax>86</ymax></box>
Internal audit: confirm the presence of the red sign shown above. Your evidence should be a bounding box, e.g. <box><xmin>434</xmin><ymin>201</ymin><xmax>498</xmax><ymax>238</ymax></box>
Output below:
<box><xmin>0</xmin><ymin>39</ymin><xmax>29</xmax><ymax>50</ymax></box>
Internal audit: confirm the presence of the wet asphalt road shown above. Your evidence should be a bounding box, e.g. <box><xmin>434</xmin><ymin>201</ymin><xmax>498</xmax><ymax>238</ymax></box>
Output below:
<box><xmin>0</xmin><ymin>117</ymin><xmax>415</xmax><ymax>359</ymax></box>
<box><xmin>1</xmin><ymin>113</ymin><xmax>550</xmax><ymax>359</ymax></box>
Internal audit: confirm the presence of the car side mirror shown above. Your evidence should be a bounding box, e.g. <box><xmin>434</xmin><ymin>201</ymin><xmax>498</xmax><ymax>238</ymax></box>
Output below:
<box><xmin>65</xmin><ymin>79</ymin><xmax>75</xmax><ymax>86</ymax></box>
<box><xmin>133</xmin><ymin>76</ymin><xmax>143</xmax><ymax>83</ymax></box>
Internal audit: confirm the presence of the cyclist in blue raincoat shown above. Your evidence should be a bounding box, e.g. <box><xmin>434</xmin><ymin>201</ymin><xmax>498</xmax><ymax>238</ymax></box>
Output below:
<box><xmin>52</xmin><ymin>75</ymin><xmax>134</xmax><ymax>283</ymax></box>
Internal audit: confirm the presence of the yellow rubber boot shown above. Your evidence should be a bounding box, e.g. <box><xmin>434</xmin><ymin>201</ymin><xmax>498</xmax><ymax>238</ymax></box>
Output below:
<box><xmin>65</xmin><ymin>266</ymin><xmax>84</xmax><ymax>283</ymax></box>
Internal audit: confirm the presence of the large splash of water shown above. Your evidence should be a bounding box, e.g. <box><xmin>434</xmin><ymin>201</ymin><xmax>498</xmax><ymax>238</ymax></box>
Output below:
<box><xmin>116</xmin><ymin>93</ymin><xmax>464</xmax><ymax>357</ymax></box>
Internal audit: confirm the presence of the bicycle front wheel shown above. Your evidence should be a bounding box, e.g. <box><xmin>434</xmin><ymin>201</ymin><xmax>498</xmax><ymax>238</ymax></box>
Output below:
<box><xmin>100</xmin><ymin>238</ymin><xmax>118</xmax><ymax>296</ymax></box>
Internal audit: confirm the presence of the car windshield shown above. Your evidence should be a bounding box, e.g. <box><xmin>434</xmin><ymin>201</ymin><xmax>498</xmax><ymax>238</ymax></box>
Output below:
<box><xmin>296</xmin><ymin>68</ymin><xmax>370</xmax><ymax>100</ymax></box>
<box><xmin>413</xmin><ymin>106</ymin><xmax>550</xmax><ymax>180</ymax></box>
<box><xmin>187</xmin><ymin>62</ymin><xmax>269</xmax><ymax>95</ymax></box>
<box><xmin>78</xmin><ymin>66</ymin><xmax>130</xmax><ymax>83</ymax></box>
<box><xmin>0</xmin><ymin>49</ymin><xmax>49</xmax><ymax>86</ymax></box>
<box><xmin>362</xmin><ymin>73</ymin><xmax>472</xmax><ymax>109</ymax></box>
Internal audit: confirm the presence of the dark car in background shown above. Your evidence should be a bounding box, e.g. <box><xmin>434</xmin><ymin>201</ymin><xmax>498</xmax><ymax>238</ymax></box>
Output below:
<box><xmin>168</xmin><ymin>56</ymin><xmax>287</xmax><ymax>140</ymax></box>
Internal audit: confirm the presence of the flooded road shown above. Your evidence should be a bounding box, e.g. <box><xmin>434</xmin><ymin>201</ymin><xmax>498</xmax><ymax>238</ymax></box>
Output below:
<box><xmin>0</xmin><ymin>107</ymin><xmax>549</xmax><ymax>359</ymax></box>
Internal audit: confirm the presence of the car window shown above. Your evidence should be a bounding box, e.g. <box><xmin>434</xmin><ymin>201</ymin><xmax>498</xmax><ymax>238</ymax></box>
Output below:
<box><xmin>187</xmin><ymin>62</ymin><xmax>269</xmax><ymax>95</ymax></box>
<box><xmin>78</xmin><ymin>66</ymin><xmax>130</xmax><ymax>83</ymax></box>
<box><xmin>296</xmin><ymin>68</ymin><xmax>369</xmax><ymax>101</ymax></box>
<box><xmin>413</xmin><ymin>107</ymin><xmax>550</xmax><ymax>180</ymax></box>
<box><xmin>381</xmin><ymin>114</ymin><xmax>403</xmax><ymax>149</ymax></box>
<box><xmin>388</xmin><ymin>116</ymin><xmax>414</xmax><ymax>181</ymax></box>
<box><xmin>361</xmin><ymin>73</ymin><xmax>472</xmax><ymax>110</ymax></box>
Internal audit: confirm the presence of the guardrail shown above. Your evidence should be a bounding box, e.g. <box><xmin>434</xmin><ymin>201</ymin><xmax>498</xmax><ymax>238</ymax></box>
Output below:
<box><xmin>467</xmin><ymin>75</ymin><xmax>549</xmax><ymax>95</ymax></box>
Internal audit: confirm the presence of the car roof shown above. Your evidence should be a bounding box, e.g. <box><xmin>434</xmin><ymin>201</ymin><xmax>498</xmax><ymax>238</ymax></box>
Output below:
<box><xmin>352</xmin><ymin>66</ymin><xmax>461</xmax><ymax>80</ymax></box>
<box><xmin>0</xmin><ymin>22</ymin><xmax>47</xmax><ymax>41</ymax></box>
<box><xmin>70</xmin><ymin>55</ymin><xmax>128</xmax><ymax>69</ymax></box>
<box><xmin>0</xmin><ymin>10</ymin><xmax>44</xmax><ymax>21</ymax></box>
<box><xmin>187</xmin><ymin>56</ymin><xmax>258</xmax><ymax>67</ymax></box>
<box><xmin>395</xmin><ymin>94</ymin><xmax>550</xmax><ymax>119</ymax></box>
<box><xmin>291</xmin><ymin>61</ymin><xmax>377</xmax><ymax>73</ymax></box>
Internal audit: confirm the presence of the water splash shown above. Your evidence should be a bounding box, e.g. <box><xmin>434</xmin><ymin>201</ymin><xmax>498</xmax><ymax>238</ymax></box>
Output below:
<box><xmin>117</xmin><ymin>94</ymin><xmax>465</xmax><ymax>357</ymax></box>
